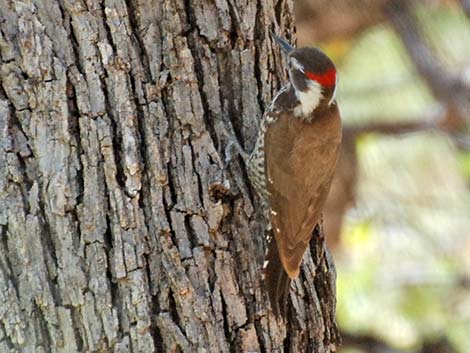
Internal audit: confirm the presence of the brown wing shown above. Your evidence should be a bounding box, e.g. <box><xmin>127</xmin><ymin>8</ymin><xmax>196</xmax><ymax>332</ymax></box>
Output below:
<box><xmin>264</xmin><ymin>104</ymin><xmax>342</xmax><ymax>278</ymax></box>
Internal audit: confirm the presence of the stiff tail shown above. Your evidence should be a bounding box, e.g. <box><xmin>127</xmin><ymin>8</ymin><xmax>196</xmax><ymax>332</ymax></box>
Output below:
<box><xmin>263</xmin><ymin>237</ymin><xmax>291</xmax><ymax>317</ymax></box>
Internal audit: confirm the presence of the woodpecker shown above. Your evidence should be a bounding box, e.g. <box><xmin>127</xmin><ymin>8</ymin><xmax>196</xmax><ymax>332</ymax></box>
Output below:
<box><xmin>247</xmin><ymin>34</ymin><xmax>342</xmax><ymax>316</ymax></box>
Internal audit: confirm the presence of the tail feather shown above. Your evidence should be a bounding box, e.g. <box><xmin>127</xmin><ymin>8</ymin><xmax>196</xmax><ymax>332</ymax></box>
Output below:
<box><xmin>263</xmin><ymin>238</ymin><xmax>291</xmax><ymax>317</ymax></box>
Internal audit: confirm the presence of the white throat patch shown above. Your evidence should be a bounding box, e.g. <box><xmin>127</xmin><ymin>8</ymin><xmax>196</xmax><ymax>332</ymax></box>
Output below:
<box><xmin>293</xmin><ymin>80</ymin><xmax>323</xmax><ymax>118</ymax></box>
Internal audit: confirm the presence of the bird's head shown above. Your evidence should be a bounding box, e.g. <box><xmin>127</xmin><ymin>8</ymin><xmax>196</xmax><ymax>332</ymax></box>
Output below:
<box><xmin>273</xmin><ymin>34</ymin><xmax>338</xmax><ymax>116</ymax></box>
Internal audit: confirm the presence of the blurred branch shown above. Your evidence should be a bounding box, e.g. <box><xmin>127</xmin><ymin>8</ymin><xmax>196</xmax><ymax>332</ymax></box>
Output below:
<box><xmin>341</xmin><ymin>332</ymin><xmax>458</xmax><ymax>353</ymax></box>
<box><xmin>341</xmin><ymin>331</ymin><xmax>410</xmax><ymax>353</ymax></box>
<box><xmin>295</xmin><ymin>0</ymin><xmax>389</xmax><ymax>44</ymax></box>
<box><xmin>345</xmin><ymin>117</ymin><xmax>437</xmax><ymax>137</ymax></box>
<box><xmin>386</xmin><ymin>0</ymin><xmax>470</xmax><ymax>127</ymax></box>
<box><xmin>345</xmin><ymin>105</ymin><xmax>450</xmax><ymax>137</ymax></box>
<box><xmin>326</xmin><ymin>105</ymin><xmax>466</xmax><ymax>250</ymax></box>
<box><xmin>344</xmin><ymin>106</ymin><xmax>470</xmax><ymax>150</ymax></box>
<box><xmin>461</xmin><ymin>0</ymin><xmax>470</xmax><ymax>17</ymax></box>
<box><xmin>341</xmin><ymin>74</ymin><xmax>417</xmax><ymax>96</ymax></box>
<box><xmin>420</xmin><ymin>337</ymin><xmax>458</xmax><ymax>353</ymax></box>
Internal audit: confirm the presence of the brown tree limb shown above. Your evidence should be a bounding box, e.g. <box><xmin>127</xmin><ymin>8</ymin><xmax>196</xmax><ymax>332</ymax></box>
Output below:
<box><xmin>386</xmin><ymin>0</ymin><xmax>470</xmax><ymax>126</ymax></box>
<box><xmin>341</xmin><ymin>331</ymin><xmax>458</xmax><ymax>353</ymax></box>
<box><xmin>460</xmin><ymin>0</ymin><xmax>470</xmax><ymax>18</ymax></box>
<box><xmin>341</xmin><ymin>332</ymin><xmax>457</xmax><ymax>353</ymax></box>
<box><xmin>341</xmin><ymin>331</ymin><xmax>410</xmax><ymax>353</ymax></box>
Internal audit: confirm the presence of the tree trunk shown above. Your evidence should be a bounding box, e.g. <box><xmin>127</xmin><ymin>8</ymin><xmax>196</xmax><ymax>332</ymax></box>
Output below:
<box><xmin>0</xmin><ymin>0</ymin><xmax>339</xmax><ymax>352</ymax></box>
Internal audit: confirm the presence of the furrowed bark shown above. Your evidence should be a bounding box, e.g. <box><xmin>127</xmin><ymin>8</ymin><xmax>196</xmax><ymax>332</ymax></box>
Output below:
<box><xmin>0</xmin><ymin>0</ymin><xmax>339</xmax><ymax>352</ymax></box>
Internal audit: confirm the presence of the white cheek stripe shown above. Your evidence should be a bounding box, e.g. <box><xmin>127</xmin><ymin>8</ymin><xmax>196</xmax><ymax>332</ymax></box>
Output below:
<box><xmin>290</xmin><ymin>57</ymin><xmax>304</xmax><ymax>72</ymax></box>
<box><xmin>294</xmin><ymin>80</ymin><xmax>323</xmax><ymax>117</ymax></box>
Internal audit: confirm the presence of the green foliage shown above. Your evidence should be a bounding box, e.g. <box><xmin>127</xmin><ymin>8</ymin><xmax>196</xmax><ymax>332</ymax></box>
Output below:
<box><xmin>334</xmin><ymin>6</ymin><xmax>470</xmax><ymax>353</ymax></box>
<box><xmin>337</xmin><ymin>25</ymin><xmax>435</xmax><ymax>125</ymax></box>
<box><xmin>456</xmin><ymin>151</ymin><xmax>470</xmax><ymax>181</ymax></box>
<box><xmin>415</xmin><ymin>4</ymin><xmax>470</xmax><ymax>65</ymax></box>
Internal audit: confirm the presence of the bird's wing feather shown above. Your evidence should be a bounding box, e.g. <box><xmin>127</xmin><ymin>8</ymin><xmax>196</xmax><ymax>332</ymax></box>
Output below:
<box><xmin>264</xmin><ymin>105</ymin><xmax>341</xmax><ymax>278</ymax></box>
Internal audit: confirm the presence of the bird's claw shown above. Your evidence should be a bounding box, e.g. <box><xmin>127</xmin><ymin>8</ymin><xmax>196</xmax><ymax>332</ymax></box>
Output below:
<box><xmin>224</xmin><ymin>139</ymin><xmax>249</xmax><ymax>170</ymax></box>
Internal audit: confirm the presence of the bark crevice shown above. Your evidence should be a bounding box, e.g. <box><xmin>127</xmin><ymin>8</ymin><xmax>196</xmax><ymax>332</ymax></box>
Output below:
<box><xmin>0</xmin><ymin>1</ymin><xmax>339</xmax><ymax>351</ymax></box>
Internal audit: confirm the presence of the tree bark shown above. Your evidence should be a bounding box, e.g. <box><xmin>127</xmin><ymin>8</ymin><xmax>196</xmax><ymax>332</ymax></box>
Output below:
<box><xmin>0</xmin><ymin>0</ymin><xmax>339</xmax><ymax>352</ymax></box>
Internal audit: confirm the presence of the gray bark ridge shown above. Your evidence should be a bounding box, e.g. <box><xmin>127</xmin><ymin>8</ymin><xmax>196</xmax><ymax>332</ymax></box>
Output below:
<box><xmin>0</xmin><ymin>0</ymin><xmax>339</xmax><ymax>352</ymax></box>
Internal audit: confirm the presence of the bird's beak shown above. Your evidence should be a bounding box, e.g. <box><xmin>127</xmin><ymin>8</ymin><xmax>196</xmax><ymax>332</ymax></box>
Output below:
<box><xmin>271</xmin><ymin>33</ymin><xmax>294</xmax><ymax>55</ymax></box>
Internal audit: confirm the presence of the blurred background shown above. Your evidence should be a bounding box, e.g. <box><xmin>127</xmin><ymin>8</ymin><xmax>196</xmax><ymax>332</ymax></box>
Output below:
<box><xmin>293</xmin><ymin>1</ymin><xmax>470</xmax><ymax>352</ymax></box>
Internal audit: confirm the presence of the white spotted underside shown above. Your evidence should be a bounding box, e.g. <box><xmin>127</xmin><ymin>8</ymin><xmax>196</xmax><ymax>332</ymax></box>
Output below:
<box><xmin>247</xmin><ymin>81</ymin><xmax>323</xmax><ymax>272</ymax></box>
<box><xmin>247</xmin><ymin>85</ymin><xmax>290</xmax><ymax>272</ymax></box>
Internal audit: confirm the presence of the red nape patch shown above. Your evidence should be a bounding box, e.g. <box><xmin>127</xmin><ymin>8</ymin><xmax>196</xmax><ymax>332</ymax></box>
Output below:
<box><xmin>305</xmin><ymin>68</ymin><xmax>336</xmax><ymax>88</ymax></box>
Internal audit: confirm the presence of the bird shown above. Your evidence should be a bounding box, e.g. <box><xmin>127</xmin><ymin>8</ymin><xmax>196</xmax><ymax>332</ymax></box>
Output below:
<box><xmin>246</xmin><ymin>34</ymin><xmax>342</xmax><ymax>316</ymax></box>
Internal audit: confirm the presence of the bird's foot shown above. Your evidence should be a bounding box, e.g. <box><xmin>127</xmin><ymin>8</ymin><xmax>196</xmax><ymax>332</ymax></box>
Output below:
<box><xmin>224</xmin><ymin>138</ymin><xmax>249</xmax><ymax>169</ymax></box>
